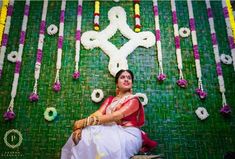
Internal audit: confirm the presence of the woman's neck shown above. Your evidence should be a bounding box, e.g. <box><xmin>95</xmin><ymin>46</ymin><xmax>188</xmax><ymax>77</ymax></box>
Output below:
<box><xmin>117</xmin><ymin>91</ymin><xmax>131</xmax><ymax>98</ymax></box>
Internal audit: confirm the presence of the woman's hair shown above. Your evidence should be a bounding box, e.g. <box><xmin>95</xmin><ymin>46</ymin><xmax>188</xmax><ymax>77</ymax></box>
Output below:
<box><xmin>115</xmin><ymin>69</ymin><xmax>134</xmax><ymax>84</ymax></box>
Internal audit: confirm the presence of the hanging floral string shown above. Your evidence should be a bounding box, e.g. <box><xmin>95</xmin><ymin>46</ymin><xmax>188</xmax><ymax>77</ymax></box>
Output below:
<box><xmin>0</xmin><ymin>0</ymin><xmax>14</xmax><ymax>79</ymax></box>
<box><xmin>134</xmin><ymin>0</ymin><xmax>141</xmax><ymax>32</ymax></box>
<box><xmin>187</xmin><ymin>0</ymin><xmax>207</xmax><ymax>99</ymax></box>
<box><xmin>205</xmin><ymin>0</ymin><xmax>231</xmax><ymax>116</ymax></box>
<box><xmin>153</xmin><ymin>0</ymin><xmax>166</xmax><ymax>82</ymax></box>
<box><xmin>53</xmin><ymin>0</ymin><xmax>66</xmax><ymax>92</ymax></box>
<box><xmin>0</xmin><ymin>0</ymin><xmax>9</xmax><ymax>46</ymax></box>
<box><xmin>29</xmin><ymin>0</ymin><xmax>48</xmax><ymax>102</ymax></box>
<box><xmin>222</xmin><ymin>0</ymin><xmax>235</xmax><ymax>71</ymax></box>
<box><xmin>94</xmin><ymin>0</ymin><xmax>100</xmax><ymax>31</ymax></box>
<box><xmin>3</xmin><ymin>0</ymin><xmax>30</xmax><ymax>121</ymax></box>
<box><xmin>73</xmin><ymin>0</ymin><xmax>83</xmax><ymax>79</ymax></box>
<box><xmin>225</xmin><ymin>0</ymin><xmax>235</xmax><ymax>43</ymax></box>
<box><xmin>170</xmin><ymin>0</ymin><xmax>187</xmax><ymax>88</ymax></box>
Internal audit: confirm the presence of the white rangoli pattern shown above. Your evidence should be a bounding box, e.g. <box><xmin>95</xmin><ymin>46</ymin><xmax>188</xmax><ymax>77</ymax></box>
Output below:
<box><xmin>81</xmin><ymin>6</ymin><xmax>155</xmax><ymax>76</ymax></box>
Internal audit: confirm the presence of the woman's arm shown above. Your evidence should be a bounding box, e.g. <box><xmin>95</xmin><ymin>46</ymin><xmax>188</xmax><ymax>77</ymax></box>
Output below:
<box><xmin>73</xmin><ymin>98</ymin><xmax>139</xmax><ymax>130</ymax></box>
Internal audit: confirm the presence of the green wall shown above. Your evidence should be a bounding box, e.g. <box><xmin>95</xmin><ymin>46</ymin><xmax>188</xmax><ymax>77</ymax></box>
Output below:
<box><xmin>0</xmin><ymin>0</ymin><xmax>234</xmax><ymax>158</ymax></box>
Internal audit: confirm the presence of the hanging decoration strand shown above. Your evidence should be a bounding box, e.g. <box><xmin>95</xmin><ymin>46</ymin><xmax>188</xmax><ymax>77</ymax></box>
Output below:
<box><xmin>134</xmin><ymin>0</ymin><xmax>141</xmax><ymax>32</ymax></box>
<box><xmin>94</xmin><ymin>0</ymin><xmax>100</xmax><ymax>31</ymax></box>
<box><xmin>29</xmin><ymin>0</ymin><xmax>48</xmax><ymax>102</ymax></box>
<box><xmin>53</xmin><ymin>0</ymin><xmax>66</xmax><ymax>92</ymax></box>
<box><xmin>0</xmin><ymin>0</ymin><xmax>9</xmax><ymax>46</ymax></box>
<box><xmin>153</xmin><ymin>0</ymin><xmax>166</xmax><ymax>82</ymax></box>
<box><xmin>205</xmin><ymin>0</ymin><xmax>231</xmax><ymax>116</ymax></box>
<box><xmin>187</xmin><ymin>0</ymin><xmax>207</xmax><ymax>99</ymax></box>
<box><xmin>3</xmin><ymin>0</ymin><xmax>30</xmax><ymax>121</ymax></box>
<box><xmin>222</xmin><ymin>0</ymin><xmax>235</xmax><ymax>71</ymax></box>
<box><xmin>0</xmin><ymin>0</ymin><xmax>14</xmax><ymax>79</ymax></box>
<box><xmin>73</xmin><ymin>0</ymin><xmax>83</xmax><ymax>79</ymax></box>
<box><xmin>170</xmin><ymin>0</ymin><xmax>187</xmax><ymax>88</ymax></box>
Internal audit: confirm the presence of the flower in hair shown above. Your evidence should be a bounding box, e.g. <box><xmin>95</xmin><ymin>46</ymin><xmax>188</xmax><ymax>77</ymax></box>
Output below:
<box><xmin>176</xmin><ymin>79</ymin><xmax>188</xmax><ymax>88</ymax></box>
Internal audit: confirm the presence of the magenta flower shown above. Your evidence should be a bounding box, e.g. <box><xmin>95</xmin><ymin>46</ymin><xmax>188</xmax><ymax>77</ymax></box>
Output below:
<box><xmin>177</xmin><ymin>79</ymin><xmax>188</xmax><ymax>88</ymax></box>
<box><xmin>53</xmin><ymin>81</ymin><xmax>61</xmax><ymax>92</ymax></box>
<box><xmin>73</xmin><ymin>71</ymin><xmax>80</xmax><ymax>79</ymax></box>
<box><xmin>157</xmin><ymin>73</ymin><xmax>166</xmax><ymax>82</ymax></box>
<box><xmin>3</xmin><ymin>110</ymin><xmax>15</xmax><ymax>121</ymax></box>
<box><xmin>29</xmin><ymin>92</ymin><xmax>39</xmax><ymax>102</ymax></box>
<box><xmin>195</xmin><ymin>88</ymin><xmax>207</xmax><ymax>100</ymax></box>
<box><xmin>220</xmin><ymin>105</ymin><xmax>232</xmax><ymax>117</ymax></box>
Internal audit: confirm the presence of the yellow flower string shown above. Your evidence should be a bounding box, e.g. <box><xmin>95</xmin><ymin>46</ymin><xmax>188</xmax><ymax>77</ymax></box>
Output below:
<box><xmin>94</xmin><ymin>0</ymin><xmax>100</xmax><ymax>31</ymax></box>
<box><xmin>226</xmin><ymin>0</ymin><xmax>235</xmax><ymax>42</ymax></box>
<box><xmin>0</xmin><ymin>0</ymin><xmax>9</xmax><ymax>46</ymax></box>
<box><xmin>134</xmin><ymin>0</ymin><xmax>141</xmax><ymax>32</ymax></box>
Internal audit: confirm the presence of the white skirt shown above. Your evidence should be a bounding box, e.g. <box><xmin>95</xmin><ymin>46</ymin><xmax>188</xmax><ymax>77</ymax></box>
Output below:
<box><xmin>61</xmin><ymin>124</ymin><xmax>142</xmax><ymax>159</ymax></box>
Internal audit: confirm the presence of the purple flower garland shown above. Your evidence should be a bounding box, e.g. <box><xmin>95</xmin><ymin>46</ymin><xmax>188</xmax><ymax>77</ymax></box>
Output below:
<box><xmin>206</xmin><ymin>0</ymin><xmax>231</xmax><ymax>117</ymax></box>
<box><xmin>153</xmin><ymin>0</ymin><xmax>166</xmax><ymax>83</ymax></box>
<box><xmin>53</xmin><ymin>0</ymin><xmax>66</xmax><ymax>92</ymax></box>
<box><xmin>73</xmin><ymin>0</ymin><xmax>83</xmax><ymax>80</ymax></box>
<box><xmin>3</xmin><ymin>0</ymin><xmax>30</xmax><ymax>121</ymax></box>
<box><xmin>29</xmin><ymin>0</ymin><xmax>48</xmax><ymax>102</ymax></box>
<box><xmin>0</xmin><ymin>0</ymin><xmax>14</xmax><ymax>79</ymax></box>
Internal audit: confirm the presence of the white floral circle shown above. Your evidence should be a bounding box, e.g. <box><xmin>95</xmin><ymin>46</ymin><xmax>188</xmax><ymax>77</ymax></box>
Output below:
<box><xmin>220</xmin><ymin>54</ymin><xmax>232</xmax><ymax>65</ymax></box>
<box><xmin>135</xmin><ymin>93</ymin><xmax>148</xmax><ymax>106</ymax></box>
<box><xmin>7</xmin><ymin>51</ymin><xmax>18</xmax><ymax>63</ymax></box>
<box><xmin>44</xmin><ymin>107</ymin><xmax>58</xmax><ymax>121</ymax></box>
<box><xmin>91</xmin><ymin>89</ymin><xmax>104</xmax><ymax>103</ymax></box>
<box><xmin>195</xmin><ymin>107</ymin><xmax>209</xmax><ymax>120</ymax></box>
<box><xmin>179</xmin><ymin>27</ymin><xmax>190</xmax><ymax>38</ymax></box>
<box><xmin>47</xmin><ymin>24</ymin><xmax>58</xmax><ymax>35</ymax></box>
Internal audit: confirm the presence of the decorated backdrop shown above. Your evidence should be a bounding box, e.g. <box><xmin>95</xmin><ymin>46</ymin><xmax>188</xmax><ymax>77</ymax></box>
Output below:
<box><xmin>0</xmin><ymin>0</ymin><xmax>235</xmax><ymax>159</ymax></box>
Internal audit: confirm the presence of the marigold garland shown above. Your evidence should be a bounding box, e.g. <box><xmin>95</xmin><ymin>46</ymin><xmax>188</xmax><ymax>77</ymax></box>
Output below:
<box><xmin>134</xmin><ymin>0</ymin><xmax>141</xmax><ymax>32</ymax></box>
<box><xmin>0</xmin><ymin>0</ymin><xmax>9</xmax><ymax>46</ymax></box>
<box><xmin>94</xmin><ymin>0</ymin><xmax>100</xmax><ymax>31</ymax></box>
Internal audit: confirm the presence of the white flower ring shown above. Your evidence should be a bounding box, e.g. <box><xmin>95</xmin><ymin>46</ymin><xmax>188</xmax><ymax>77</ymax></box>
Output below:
<box><xmin>179</xmin><ymin>27</ymin><xmax>190</xmax><ymax>38</ymax></box>
<box><xmin>47</xmin><ymin>24</ymin><xmax>58</xmax><ymax>35</ymax></box>
<box><xmin>195</xmin><ymin>107</ymin><xmax>209</xmax><ymax>120</ymax></box>
<box><xmin>7</xmin><ymin>51</ymin><xmax>18</xmax><ymax>63</ymax></box>
<box><xmin>135</xmin><ymin>93</ymin><xmax>148</xmax><ymax>106</ymax></box>
<box><xmin>44</xmin><ymin>107</ymin><xmax>58</xmax><ymax>121</ymax></box>
<box><xmin>4</xmin><ymin>129</ymin><xmax>23</xmax><ymax>149</ymax></box>
<box><xmin>91</xmin><ymin>89</ymin><xmax>104</xmax><ymax>103</ymax></box>
<box><xmin>220</xmin><ymin>54</ymin><xmax>233</xmax><ymax>65</ymax></box>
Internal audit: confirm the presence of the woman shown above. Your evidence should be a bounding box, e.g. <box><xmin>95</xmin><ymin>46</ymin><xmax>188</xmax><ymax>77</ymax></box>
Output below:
<box><xmin>61</xmin><ymin>70</ymin><xmax>157</xmax><ymax>159</ymax></box>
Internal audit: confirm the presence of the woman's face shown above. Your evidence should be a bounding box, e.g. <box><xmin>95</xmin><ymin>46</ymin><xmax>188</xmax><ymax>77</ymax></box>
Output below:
<box><xmin>117</xmin><ymin>71</ymin><xmax>133</xmax><ymax>92</ymax></box>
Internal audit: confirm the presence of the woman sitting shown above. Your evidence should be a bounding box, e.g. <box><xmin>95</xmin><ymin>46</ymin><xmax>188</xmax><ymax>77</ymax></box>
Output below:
<box><xmin>61</xmin><ymin>69</ymin><xmax>157</xmax><ymax>159</ymax></box>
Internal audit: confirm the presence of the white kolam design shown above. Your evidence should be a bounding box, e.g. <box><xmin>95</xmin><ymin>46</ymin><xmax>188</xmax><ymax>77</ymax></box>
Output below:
<box><xmin>81</xmin><ymin>6</ymin><xmax>155</xmax><ymax>77</ymax></box>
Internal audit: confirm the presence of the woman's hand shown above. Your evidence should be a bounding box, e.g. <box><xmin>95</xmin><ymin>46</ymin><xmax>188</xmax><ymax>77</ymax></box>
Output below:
<box><xmin>73</xmin><ymin>119</ymin><xmax>85</xmax><ymax>131</ymax></box>
<box><xmin>72</xmin><ymin>129</ymin><xmax>82</xmax><ymax>145</ymax></box>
